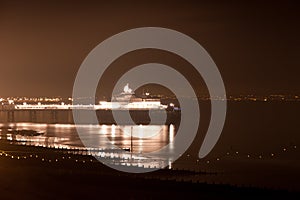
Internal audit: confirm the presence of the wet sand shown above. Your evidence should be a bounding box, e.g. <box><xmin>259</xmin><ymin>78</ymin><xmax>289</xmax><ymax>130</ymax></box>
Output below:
<box><xmin>0</xmin><ymin>141</ymin><xmax>298</xmax><ymax>199</ymax></box>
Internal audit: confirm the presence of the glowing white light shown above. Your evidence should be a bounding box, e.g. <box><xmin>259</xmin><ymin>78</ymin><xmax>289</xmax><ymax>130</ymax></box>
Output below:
<box><xmin>169</xmin><ymin>124</ymin><xmax>175</xmax><ymax>143</ymax></box>
<box><xmin>121</xmin><ymin>125</ymin><xmax>164</xmax><ymax>138</ymax></box>
<box><xmin>54</xmin><ymin>124</ymin><xmax>73</xmax><ymax>128</ymax></box>
<box><xmin>123</xmin><ymin>83</ymin><xmax>132</xmax><ymax>93</ymax></box>
<box><xmin>168</xmin><ymin>159</ymin><xmax>172</xmax><ymax>169</ymax></box>
<box><xmin>101</xmin><ymin>125</ymin><xmax>108</xmax><ymax>134</ymax></box>
<box><xmin>111</xmin><ymin>124</ymin><xmax>116</xmax><ymax>138</ymax></box>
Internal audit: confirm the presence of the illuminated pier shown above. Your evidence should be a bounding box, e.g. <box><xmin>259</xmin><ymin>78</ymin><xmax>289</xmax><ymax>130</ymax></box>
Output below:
<box><xmin>0</xmin><ymin>102</ymin><xmax>168</xmax><ymax>111</ymax></box>
<box><xmin>0</xmin><ymin>84</ymin><xmax>169</xmax><ymax>111</ymax></box>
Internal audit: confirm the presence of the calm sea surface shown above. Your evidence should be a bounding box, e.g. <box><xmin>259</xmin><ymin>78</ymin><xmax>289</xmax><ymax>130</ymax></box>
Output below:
<box><xmin>0</xmin><ymin>102</ymin><xmax>299</xmax><ymax>168</ymax></box>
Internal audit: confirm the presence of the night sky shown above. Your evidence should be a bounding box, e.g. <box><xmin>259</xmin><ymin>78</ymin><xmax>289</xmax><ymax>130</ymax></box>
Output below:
<box><xmin>0</xmin><ymin>0</ymin><xmax>299</xmax><ymax>97</ymax></box>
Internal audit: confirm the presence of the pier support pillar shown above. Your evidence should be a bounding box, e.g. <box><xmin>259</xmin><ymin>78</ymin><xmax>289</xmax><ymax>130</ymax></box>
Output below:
<box><xmin>7</xmin><ymin>111</ymin><xmax>14</xmax><ymax>122</ymax></box>
<box><xmin>51</xmin><ymin>110</ymin><xmax>57</xmax><ymax>123</ymax></box>
<box><xmin>30</xmin><ymin>110</ymin><xmax>37</xmax><ymax>122</ymax></box>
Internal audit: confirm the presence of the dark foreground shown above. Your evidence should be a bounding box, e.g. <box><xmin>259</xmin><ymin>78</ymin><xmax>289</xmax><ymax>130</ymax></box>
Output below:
<box><xmin>0</xmin><ymin>141</ymin><xmax>298</xmax><ymax>200</ymax></box>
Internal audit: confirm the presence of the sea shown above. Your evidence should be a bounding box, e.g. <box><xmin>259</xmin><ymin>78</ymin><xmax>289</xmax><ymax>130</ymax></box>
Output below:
<box><xmin>0</xmin><ymin>101</ymin><xmax>299</xmax><ymax>188</ymax></box>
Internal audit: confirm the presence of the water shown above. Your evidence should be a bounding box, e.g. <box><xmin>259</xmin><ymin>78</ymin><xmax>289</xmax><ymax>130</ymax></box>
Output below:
<box><xmin>1</xmin><ymin>102</ymin><xmax>300</xmax><ymax>169</ymax></box>
<box><xmin>1</xmin><ymin>102</ymin><xmax>299</xmax><ymax>188</ymax></box>
<box><xmin>0</xmin><ymin>123</ymin><xmax>173</xmax><ymax>151</ymax></box>
<box><xmin>0</xmin><ymin>122</ymin><xmax>176</xmax><ymax>168</ymax></box>
<box><xmin>1</xmin><ymin>102</ymin><xmax>300</xmax><ymax>156</ymax></box>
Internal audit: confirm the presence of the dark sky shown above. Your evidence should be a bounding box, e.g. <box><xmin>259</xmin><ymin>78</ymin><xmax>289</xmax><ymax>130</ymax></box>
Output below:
<box><xmin>0</xmin><ymin>0</ymin><xmax>299</xmax><ymax>97</ymax></box>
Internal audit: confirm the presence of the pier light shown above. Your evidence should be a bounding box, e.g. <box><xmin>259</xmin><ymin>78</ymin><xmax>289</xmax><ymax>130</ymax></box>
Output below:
<box><xmin>111</xmin><ymin>125</ymin><xmax>116</xmax><ymax>138</ymax></box>
<box><xmin>169</xmin><ymin>124</ymin><xmax>175</xmax><ymax>143</ymax></box>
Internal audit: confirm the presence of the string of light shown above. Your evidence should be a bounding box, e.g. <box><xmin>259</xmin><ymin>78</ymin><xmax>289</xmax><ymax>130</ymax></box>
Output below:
<box><xmin>0</xmin><ymin>143</ymin><xmax>297</xmax><ymax>170</ymax></box>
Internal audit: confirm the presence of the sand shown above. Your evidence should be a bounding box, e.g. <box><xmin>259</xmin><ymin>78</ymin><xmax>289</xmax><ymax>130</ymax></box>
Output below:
<box><xmin>0</xmin><ymin>140</ymin><xmax>298</xmax><ymax>199</ymax></box>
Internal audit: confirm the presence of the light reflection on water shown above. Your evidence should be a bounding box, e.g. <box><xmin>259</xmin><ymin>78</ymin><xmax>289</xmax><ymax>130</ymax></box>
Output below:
<box><xmin>0</xmin><ymin>123</ymin><xmax>176</xmax><ymax>168</ymax></box>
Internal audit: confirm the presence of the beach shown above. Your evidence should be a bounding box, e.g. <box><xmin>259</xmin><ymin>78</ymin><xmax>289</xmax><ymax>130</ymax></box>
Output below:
<box><xmin>0</xmin><ymin>140</ymin><xmax>299</xmax><ymax>199</ymax></box>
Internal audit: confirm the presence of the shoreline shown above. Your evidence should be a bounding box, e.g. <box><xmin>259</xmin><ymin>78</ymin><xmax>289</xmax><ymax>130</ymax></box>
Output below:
<box><xmin>0</xmin><ymin>140</ymin><xmax>299</xmax><ymax>199</ymax></box>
